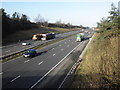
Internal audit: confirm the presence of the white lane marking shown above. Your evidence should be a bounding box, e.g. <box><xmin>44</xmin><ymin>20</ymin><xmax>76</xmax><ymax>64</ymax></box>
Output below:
<box><xmin>52</xmin><ymin>48</ymin><xmax>54</xmax><ymax>50</ymax></box>
<box><xmin>38</xmin><ymin>61</ymin><xmax>43</xmax><ymax>65</ymax></box>
<box><xmin>58</xmin><ymin>43</ymin><xmax>83</xmax><ymax>89</ymax></box>
<box><xmin>53</xmin><ymin>54</ymin><xmax>56</xmax><ymax>56</ymax></box>
<box><xmin>0</xmin><ymin>72</ymin><xmax>3</xmax><ymax>75</ymax></box>
<box><xmin>29</xmin><ymin>41</ymin><xmax>82</xmax><ymax>90</ymax></box>
<box><xmin>5</xmin><ymin>50</ymin><xmax>10</xmax><ymax>52</ymax></box>
<box><xmin>61</xmin><ymin>49</ymin><xmax>64</xmax><ymax>51</ymax></box>
<box><xmin>67</xmin><ymin>45</ymin><xmax>70</xmax><ymax>47</ymax></box>
<box><xmin>11</xmin><ymin>75</ymin><xmax>21</xmax><ymax>82</ymax></box>
<box><xmin>24</xmin><ymin>60</ymin><xmax>30</xmax><ymax>63</ymax></box>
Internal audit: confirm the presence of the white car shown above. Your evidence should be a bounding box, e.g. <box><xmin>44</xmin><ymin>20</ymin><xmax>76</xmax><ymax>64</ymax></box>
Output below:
<box><xmin>22</xmin><ymin>42</ymin><xmax>30</xmax><ymax>46</ymax></box>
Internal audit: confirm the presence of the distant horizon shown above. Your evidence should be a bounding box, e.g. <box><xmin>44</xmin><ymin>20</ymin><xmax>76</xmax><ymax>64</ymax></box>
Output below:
<box><xmin>1</xmin><ymin>1</ymin><xmax>119</xmax><ymax>27</ymax></box>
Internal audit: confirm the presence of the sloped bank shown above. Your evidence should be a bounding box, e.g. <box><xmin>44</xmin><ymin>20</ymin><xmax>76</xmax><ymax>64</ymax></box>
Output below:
<box><xmin>61</xmin><ymin>31</ymin><xmax>120</xmax><ymax>89</ymax></box>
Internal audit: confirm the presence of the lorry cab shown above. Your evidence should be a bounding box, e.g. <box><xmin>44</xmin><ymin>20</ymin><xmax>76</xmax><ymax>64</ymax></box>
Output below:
<box><xmin>76</xmin><ymin>33</ymin><xmax>84</xmax><ymax>42</ymax></box>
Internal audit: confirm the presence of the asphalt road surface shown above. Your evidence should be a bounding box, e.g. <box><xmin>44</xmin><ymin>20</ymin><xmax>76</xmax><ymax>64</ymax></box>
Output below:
<box><xmin>2</xmin><ymin>29</ymin><xmax>94</xmax><ymax>89</ymax></box>
<box><xmin>1</xmin><ymin>31</ymin><xmax>81</xmax><ymax>58</ymax></box>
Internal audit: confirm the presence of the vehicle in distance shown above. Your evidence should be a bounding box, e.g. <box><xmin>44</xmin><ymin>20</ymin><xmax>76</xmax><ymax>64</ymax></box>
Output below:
<box><xmin>76</xmin><ymin>33</ymin><xmax>84</xmax><ymax>42</ymax></box>
<box><xmin>22</xmin><ymin>42</ymin><xmax>30</xmax><ymax>46</ymax></box>
<box><xmin>23</xmin><ymin>49</ymin><xmax>37</xmax><ymax>58</ymax></box>
<box><xmin>32</xmin><ymin>33</ymin><xmax>55</xmax><ymax>40</ymax></box>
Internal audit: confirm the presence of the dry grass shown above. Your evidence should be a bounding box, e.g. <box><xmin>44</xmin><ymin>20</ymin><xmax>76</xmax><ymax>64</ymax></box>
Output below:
<box><xmin>3</xmin><ymin>26</ymin><xmax>80</xmax><ymax>45</ymax></box>
<box><xmin>71</xmin><ymin>32</ymin><xmax>120</xmax><ymax>88</ymax></box>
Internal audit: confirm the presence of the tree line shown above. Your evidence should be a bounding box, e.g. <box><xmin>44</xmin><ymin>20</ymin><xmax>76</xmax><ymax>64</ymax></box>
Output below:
<box><xmin>1</xmin><ymin>8</ymin><xmax>37</xmax><ymax>38</ymax></box>
<box><xmin>97</xmin><ymin>3</ymin><xmax>120</xmax><ymax>31</ymax></box>
<box><xmin>1</xmin><ymin>8</ymin><xmax>85</xmax><ymax>38</ymax></box>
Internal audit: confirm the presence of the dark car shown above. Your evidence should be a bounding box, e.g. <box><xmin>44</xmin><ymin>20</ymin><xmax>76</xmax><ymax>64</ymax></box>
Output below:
<box><xmin>23</xmin><ymin>49</ymin><xmax>37</xmax><ymax>58</ymax></box>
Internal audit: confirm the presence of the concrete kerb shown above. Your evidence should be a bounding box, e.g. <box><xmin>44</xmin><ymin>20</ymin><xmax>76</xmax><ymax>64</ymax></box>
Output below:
<box><xmin>79</xmin><ymin>33</ymin><xmax>95</xmax><ymax>59</ymax></box>
<box><xmin>73</xmin><ymin>33</ymin><xmax>95</xmax><ymax>73</ymax></box>
<box><xmin>59</xmin><ymin>33</ymin><xmax>95</xmax><ymax>88</ymax></box>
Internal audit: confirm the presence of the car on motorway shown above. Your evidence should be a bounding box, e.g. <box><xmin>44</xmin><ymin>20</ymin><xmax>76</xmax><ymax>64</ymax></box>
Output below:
<box><xmin>23</xmin><ymin>49</ymin><xmax>37</xmax><ymax>58</ymax></box>
<box><xmin>22</xmin><ymin>42</ymin><xmax>31</xmax><ymax>46</ymax></box>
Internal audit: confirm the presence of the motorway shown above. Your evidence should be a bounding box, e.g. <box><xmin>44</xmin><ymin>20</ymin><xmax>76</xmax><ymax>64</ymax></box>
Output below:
<box><xmin>1</xmin><ymin>31</ymin><xmax>81</xmax><ymax>58</ymax></box>
<box><xmin>2</xmin><ymin>29</ymin><xmax>94</xmax><ymax>89</ymax></box>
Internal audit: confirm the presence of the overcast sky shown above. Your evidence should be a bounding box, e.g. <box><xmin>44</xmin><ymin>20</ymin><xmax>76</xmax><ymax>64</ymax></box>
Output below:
<box><xmin>1</xmin><ymin>0</ymin><xmax>119</xmax><ymax>27</ymax></box>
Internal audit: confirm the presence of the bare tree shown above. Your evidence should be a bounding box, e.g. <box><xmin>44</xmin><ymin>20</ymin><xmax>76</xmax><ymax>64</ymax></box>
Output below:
<box><xmin>34</xmin><ymin>14</ymin><xmax>45</xmax><ymax>23</ymax></box>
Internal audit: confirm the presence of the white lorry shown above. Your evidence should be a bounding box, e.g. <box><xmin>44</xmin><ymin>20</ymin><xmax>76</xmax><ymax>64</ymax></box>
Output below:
<box><xmin>76</xmin><ymin>33</ymin><xmax>84</xmax><ymax>42</ymax></box>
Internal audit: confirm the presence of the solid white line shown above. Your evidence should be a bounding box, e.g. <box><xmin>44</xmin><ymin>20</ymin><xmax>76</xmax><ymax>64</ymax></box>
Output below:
<box><xmin>29</xmin><ymin>42</ymin><xmax>81</xmax><ymax>90</ymax></box>
<box><xmin>38</xmin><ymin>61</ymin><xmax>43</xmax><ymax>65</ymax></box>
<box><xmin>53</xmin><ymin>54</ymin><xmax>56</xmax><ymax>56</ymax></box>
<box><xmin>24</xmin><ymin>60</ymin><xmax>30</xmax><ymax>63</ymax></box>
<box><xmin>11</xmin><ymin>75</ymin><xmax>21</xmax><ymax>82</ymax></box>
<box><xmin>58</xmin><ymin>43</ymin><xmax>83</xmax><ymax>89</ymax></box>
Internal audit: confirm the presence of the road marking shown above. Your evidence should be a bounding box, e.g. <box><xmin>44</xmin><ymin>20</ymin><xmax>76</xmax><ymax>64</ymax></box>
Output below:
<box><xmin>11</xmin><ymin>75</ymin><xmax>21</xmax><ymax>82</ymax></box>
<box><xmin>24</xmin><ymin>60</ymin><xmax>30</xmax><ymax>63</ymax></box>
<box><xmin>67</xmin><ymin>45</ymin><xmax>70</xmax><ymax>47</ymax></box>
<box><xmin>0</xmin><ymin>72</ymin><xmax>3</xmax><ymax>75</ymax></box>
<box><xmin>65</xmin><ymin>42</ymin><xmax>66</xmax><ymax>44</ymax></box>
<box><xmin>58</xmin><ymin>42</ymin><xmax>83</xmax><ymax>89</ymax></box>
<box><xmin>52</xmin><ymin>48</ymin><xmax>54</xmax><ymax>50</ymax></box>
<box><xmin>5</xmin><ymin>50</ymin><xmax>10</xmax><ymax>52</ymax></box>
<box><xmin>38</xmin><ymin>61</ymin><xmax>43</xmax><ymax>65</ymax></box>
<box><xmin>29</xmin><ymin>41</ymin><xmax>82</xmax><ymax>90</ymax></box>
<box><xmin>53</xmin><ymin>54</ymin><xmax>56</xmax><ymax>56</ymax></box>
<box><xmin>61</xmin><ymin>49</ymin><xmax>64</xmax><ymax>51</ymax></box>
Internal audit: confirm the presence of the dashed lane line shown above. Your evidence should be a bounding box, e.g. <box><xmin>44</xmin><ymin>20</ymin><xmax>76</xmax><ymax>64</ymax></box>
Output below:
<box><xmin>11</xmin><ymin>75</ymin><xmax>21</xmax><ymax>82</ymax></box>
<box><xmin>53</xmin><ymin>54</ymin><xmax>56</xmax><ymax>56</ymax></box>
<box><xmin>24</xmin><ymin>60</ymin><xmax>30</xmax><ymax>63</ymax></box>
<box><xmin>38</xmin><ymin>61</ymin><xmax>43</xmax><ymax>65</ymax></box>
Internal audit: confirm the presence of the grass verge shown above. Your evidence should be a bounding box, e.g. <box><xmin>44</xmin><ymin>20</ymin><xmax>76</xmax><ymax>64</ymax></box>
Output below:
<box><xmin>69</xmin><ymin>29</ymin><xmax>120</xmax><ymax>88</ymax></box>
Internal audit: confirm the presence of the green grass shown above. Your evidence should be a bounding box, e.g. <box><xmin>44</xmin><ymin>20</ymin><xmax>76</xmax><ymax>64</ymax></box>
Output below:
<box><xmin>69</xmin><ymin>29</ymin><xmax>120</xmax><ymax>88</ymax></box>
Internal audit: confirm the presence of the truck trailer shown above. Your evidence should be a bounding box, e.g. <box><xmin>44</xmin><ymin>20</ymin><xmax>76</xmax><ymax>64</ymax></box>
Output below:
<box><xmin>32</xmin><ymin>33</ymin><xmax>55</xmax><ymax>41</ymax></box>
